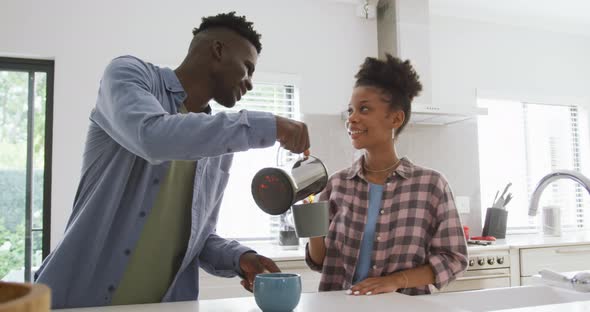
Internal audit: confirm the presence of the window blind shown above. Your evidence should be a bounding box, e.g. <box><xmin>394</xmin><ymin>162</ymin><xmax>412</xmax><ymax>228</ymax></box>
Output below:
<box><xmin>212</xmin><ymin>82</ymin><xmax>300</xmax><ymax>241</ymax></box>
<box><xmin>478</xmin><ymin>99</ymin><xmax>589</xmax><ymax>233</ymax></box>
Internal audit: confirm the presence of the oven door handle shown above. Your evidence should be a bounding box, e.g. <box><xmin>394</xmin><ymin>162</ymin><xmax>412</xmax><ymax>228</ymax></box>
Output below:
<box><xmin>554</xmin><ymin>248</ymin><xmax>590</xmax><ymax>254</ymax></box>
<box><xmin>457</xmin><ymin>273</ymin><xmax>510</xmax><ymax>281</ymax></box>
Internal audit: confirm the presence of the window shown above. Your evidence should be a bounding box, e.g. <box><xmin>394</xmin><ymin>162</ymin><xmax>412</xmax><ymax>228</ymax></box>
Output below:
<box><xmin>211</xmin><ymin>77</ymin><xmax>300</xmax><ymax>241</ymax></box>
<box><xmin>477</xmin><ymin>98</ymin><xmax>590</xmax><ymax>233</ymax></box>
<box><xmin>0</xmin><ymin>58</ymin><xmax>53</xmax><ymax>282</ymax></box>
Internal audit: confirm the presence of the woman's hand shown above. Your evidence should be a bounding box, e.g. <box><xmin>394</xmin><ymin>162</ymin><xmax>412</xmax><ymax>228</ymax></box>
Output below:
<box><xmin>348</xmin><ymin>274</ymin><xmax>404</xmax><ymax>296</ymax></box>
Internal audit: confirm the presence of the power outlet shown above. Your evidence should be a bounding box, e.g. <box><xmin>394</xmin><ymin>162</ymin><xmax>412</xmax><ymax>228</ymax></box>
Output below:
<box><xmin>455</xmin><ymin>196</ymin><xmax>470</xmax><ymax>214</ymax></box>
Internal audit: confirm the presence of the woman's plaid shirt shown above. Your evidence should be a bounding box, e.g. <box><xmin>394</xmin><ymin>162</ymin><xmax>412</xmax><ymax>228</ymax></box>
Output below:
<box><xmin>305</xmin><ymin>157</ymin><xmax>468</xmax><ymax>295</ymax></box>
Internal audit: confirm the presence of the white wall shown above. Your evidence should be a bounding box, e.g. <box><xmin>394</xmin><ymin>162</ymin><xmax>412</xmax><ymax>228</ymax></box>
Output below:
<box><xmin>4</xmin><ymin>0</ymin><xmax>590</xmax><ymax>247</ymax></box>
<box><xmin>430</xmin><ymin>15</ymin><xmax>590</xmax><ymax>112</ymax></box>
<box><xmin>0</xmin><ymin>0</ymin><xmax>377</xmax><ymax>248</ymax></box>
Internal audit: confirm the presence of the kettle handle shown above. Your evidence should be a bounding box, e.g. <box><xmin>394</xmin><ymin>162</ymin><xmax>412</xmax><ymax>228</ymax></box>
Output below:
<box><xmin>276</xmin><ymin>145</ymin><xmax>312</xmax><ymax>167</ymax></box>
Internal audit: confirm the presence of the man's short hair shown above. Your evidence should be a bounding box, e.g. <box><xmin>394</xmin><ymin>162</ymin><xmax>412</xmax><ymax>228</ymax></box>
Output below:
<box><xmin>193</xmin><ymin>11</ymin><xmax>262</xmax><ymax>54</ymax></box>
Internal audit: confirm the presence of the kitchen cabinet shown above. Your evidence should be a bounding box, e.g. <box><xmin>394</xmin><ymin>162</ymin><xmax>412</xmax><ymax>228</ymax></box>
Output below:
<box><xmin>519</xmin><ymin>243</ymin><xmax>590</xmax><ymax>285</ymax></box>
<box><xmin>198</xmin><ymin>269</ymin><xmax>248</xmax><ymax>300</ymax></box>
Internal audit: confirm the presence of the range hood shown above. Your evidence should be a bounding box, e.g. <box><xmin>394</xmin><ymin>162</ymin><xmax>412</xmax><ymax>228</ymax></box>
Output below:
<box><xmin>410</xmin><ymin>103</ymin><xmax>486</xmax><ymax>125</ymax></box>
<box><xmin>376</xmin><ymin>0</ymin><xmax>486</xmax><ymax>125</ymax></box>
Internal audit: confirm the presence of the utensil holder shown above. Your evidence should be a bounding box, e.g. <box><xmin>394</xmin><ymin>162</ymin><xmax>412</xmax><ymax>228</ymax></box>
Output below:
<box><xmin>482</xmin><ymin>207</ymin><xmax>508</xmax><ymax>239</ymax></box>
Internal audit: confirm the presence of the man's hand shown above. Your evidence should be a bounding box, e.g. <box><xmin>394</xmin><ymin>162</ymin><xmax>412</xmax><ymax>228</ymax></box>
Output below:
<box><xmin>276</xmin><ymin>116</ymin><xmax>310</xmax><ymax>154</ymax></box>
<box><xmin>238</xmin><ymin>252</ymin><xmax>281</xmax><ymax>292</ymax></box>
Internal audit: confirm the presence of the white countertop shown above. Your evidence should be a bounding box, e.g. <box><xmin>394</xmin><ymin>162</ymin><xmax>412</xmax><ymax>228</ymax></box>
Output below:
<box><xmin>494</xmin><ymin>300</ymin><xmax>590</xmax><ymax>311</ymax></box>
<box><xmin>243</xmin><ymin>231</ymin><xmax>590</xmax><ymax>261</ymax></box>
<box><xmin>56</xmin><ymin>286</ymin><xmax>590</xmax><ymax>312</ymax></box>
<box><xmin>500</xmin><ymin>230</ymin><xmax>590</xmax><ymax>249</ymax></box>
<box><xmin>419</xmin><ymin>284</ymin><xmax>590</xmax><ymax>312</ymax></box>
<box><xmin>243</xmin><ymin>242</ymin><xmax>307</xmax><ymax>262</ymax></box>
<box><xmin>56</xmin><ymin>291</ymin><xmax>467</xmax><ymax>312</ymax></box>
<box><xmin>242</xmin><ymin>240</ymin><xmax>513</xmax><ymax>262</ymax></box>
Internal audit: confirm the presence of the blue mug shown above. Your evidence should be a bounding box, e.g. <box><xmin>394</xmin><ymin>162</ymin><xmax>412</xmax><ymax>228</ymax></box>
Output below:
<box><xmin>254</xmin><ymin>273</ymin><xmax>302</xmax><ymax>312</ymax></box>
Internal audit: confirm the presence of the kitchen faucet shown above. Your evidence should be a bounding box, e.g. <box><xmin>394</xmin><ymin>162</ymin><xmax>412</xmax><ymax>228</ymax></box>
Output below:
<box><xmin>528</xmin><ymin>170</ymin><xmax>590</xmax><ymax>216</ymax></box>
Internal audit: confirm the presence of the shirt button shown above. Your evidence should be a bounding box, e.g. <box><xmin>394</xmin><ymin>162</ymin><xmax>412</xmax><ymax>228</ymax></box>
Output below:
<box><xmin>153</xmin><ymin>178</ymin><xmax>159</xmax><ymax>185</ymax></box>
<box><xmin>376</xmin><ymin>235</ymin><xmax>381</xmax><ymax>241</ymax></box>
<box><xmin>139</xmin><ymin>211</ymin><xmax>146</xmax><ymax>217</ymax></box>
<box><xmin>372</xmin><ymin>265</ymin><xmax>378</xmax><ymax>270</ymax></box>
<box><xmin>124</xmin><ymin>249</ymin><xmax>131</xmax><ymax>256</ymax></box>
<box><xmin>380</xmin><ymin>209</ymin><xmax>385</xmax><ymax>214</ymax></box>
<box><xmin>107</xmin><ymin>285</ymin><xmax>115</xmax><ymax>292</ymax></box>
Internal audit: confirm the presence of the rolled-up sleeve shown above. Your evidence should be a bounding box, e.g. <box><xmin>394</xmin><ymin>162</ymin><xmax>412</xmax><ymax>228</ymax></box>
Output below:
<box><xmin>305</xmin><ymin>243</ymin><xmax>324</xmax><ymax>272</ymax></box>
<box><xmin>91</xmin><ymin>57</ymin><xmax>276</xmax><ymax>164</ymax></box>
<box><xmin>427</xmin><ymin>182</ymin><xmax>468</xmax><ymax>289</ymax></box>
<box><xmin>198</xmin><ymin>233</ymin><xmax>254</xmax><ymax>278</ymax></box>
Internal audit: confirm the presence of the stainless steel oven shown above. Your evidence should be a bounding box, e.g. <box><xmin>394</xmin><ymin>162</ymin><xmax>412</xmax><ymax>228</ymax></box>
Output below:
<box><xmin>436</xmin><ymin>249</ymin><xmax>511</xmax><ymax>293</ymax></box>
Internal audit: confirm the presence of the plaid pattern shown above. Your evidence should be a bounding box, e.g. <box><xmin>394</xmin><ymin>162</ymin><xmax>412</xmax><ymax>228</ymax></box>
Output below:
<box><xmin>305</xmin><ymin>157</ymin><xmax>468</xmax><ymax>295</ymax></box>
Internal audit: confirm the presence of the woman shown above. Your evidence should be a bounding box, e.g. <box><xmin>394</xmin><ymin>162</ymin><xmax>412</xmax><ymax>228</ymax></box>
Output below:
<box><xmin>305</xmin><ymin>54</ymin><xmax>468</xmax><ymax>296</ymax></box>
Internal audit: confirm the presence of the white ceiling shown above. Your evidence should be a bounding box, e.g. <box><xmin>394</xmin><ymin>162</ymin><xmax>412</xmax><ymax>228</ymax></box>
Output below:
<box><xmin>326</xmin><ymin>0</ymin><xmax>590</xmax><ymax>37</ymax></box>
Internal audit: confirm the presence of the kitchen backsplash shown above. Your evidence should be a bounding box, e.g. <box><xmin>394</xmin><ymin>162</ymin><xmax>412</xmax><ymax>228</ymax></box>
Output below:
<box><xmin>305</xmin><ymin>113</ymin><xmax>483</xmax><ymax>234</ymax></box>
<box><xmin>397</xmin><ymin>120</ymin><xmax>483</xmax><ymax>235</ymax></box>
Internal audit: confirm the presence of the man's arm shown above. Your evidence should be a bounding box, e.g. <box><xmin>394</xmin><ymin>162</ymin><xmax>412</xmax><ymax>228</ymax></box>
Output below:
<box><xmin>198</xmin><ymin>233</ymin><xmax>252</xmax><ymax>278</ymax></box>
<box><xmin>91</xmin><ymin>57</ymin><xmax>277</xmax><ymax>164</ymax></box>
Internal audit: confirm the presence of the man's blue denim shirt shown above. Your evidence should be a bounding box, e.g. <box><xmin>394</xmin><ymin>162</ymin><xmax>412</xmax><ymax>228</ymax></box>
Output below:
<box><xmin>35</xmin><ymin>56</ymin><xmax>276</xmax><ymax>308</ymax></box>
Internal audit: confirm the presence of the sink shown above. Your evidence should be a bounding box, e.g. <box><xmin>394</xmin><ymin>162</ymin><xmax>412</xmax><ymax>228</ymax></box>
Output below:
<box><xmin>417</xmin><ymin>285</ymin><xmax>590</xmax><ymax>311</ymax></box>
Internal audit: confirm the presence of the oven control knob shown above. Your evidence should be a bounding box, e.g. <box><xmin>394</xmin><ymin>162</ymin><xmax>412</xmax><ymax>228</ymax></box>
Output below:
<box><xmin>497</xmin><ymin>257</ymin><xmax>505</xmax><ymax>264</ymax></box>
<box><xmin>477</xmin><ymin>258</ymin><xmax>485</xmax><ymax>266</ymax></box>
<box><xmin>487</xmin><ymin>257</ymin><xmax>495</xmax><ymax>265</ymax></box>
<box><xmin>469</xmin><ymin>259</ymin><xmax>475</xmax><ymax>266</ymax></box>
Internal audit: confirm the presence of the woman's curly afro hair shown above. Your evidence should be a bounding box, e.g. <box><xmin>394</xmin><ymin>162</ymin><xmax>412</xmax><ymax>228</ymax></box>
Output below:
<box><xmin>354</xmin><ymin>53</ymin><xmax>422</xmax><ymax>135</ymax></box>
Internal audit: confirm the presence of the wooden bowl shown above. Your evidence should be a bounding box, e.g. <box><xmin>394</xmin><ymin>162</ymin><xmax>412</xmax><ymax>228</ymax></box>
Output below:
<box><xmin>0</xmin><ymin>281</ymin><xmax>50</xmax><ymax>312</ymax></box>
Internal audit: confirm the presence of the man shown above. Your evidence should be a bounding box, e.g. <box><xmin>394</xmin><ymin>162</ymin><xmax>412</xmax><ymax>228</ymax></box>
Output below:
<box><xmin>35</xmin><ymin>12</ymin><xmax>310</xmax><ymax>308</ymax></box>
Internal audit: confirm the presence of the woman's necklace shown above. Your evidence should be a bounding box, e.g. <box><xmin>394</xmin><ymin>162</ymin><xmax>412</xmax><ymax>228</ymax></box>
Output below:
<box><xmin>363</xmin><ymin>158</ymin><xmax>402</xmax><ymax>173</ymax></box>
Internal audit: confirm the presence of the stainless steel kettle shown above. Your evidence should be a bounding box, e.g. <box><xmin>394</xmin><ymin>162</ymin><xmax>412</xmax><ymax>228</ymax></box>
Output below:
<box><xmin>251</xmin><ymin>155</ymin><xmax>328</xmax><ymax>215</ymax></box>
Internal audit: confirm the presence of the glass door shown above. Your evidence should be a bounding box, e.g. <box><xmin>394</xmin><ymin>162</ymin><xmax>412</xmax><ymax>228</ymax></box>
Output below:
<box><xmin>0</xmin><ymin>58</ymin><xmax>53</xmax><ymax>282</ymax></box>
